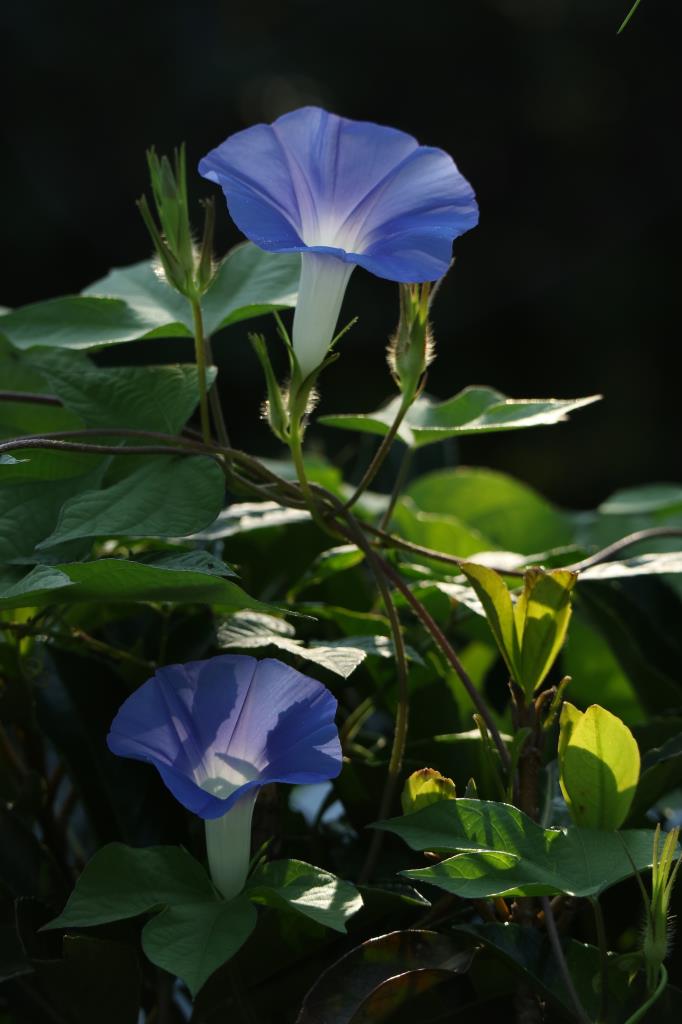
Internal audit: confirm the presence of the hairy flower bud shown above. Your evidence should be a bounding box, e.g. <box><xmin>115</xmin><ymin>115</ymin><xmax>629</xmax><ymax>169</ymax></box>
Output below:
<box><xmin>387</xmin><ymin>282</ymin><xmax>435</xmax><ymax>401</ymax></box>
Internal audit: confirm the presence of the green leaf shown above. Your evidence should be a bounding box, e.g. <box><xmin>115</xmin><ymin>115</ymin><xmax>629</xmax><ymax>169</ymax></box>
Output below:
<box><xmin>84</xmin><ymin>242</ymin><xmax>299</xmax><ymax>337</ymax></box>
<box><xmin>142</xmin><ymin>895</ymin><xmax>256</xmax><ymax>997</ymax></box>
<box><xmin>38</xmin><ymin>455</ymin><xmax>224</xmax><ymax>546</ymax></box>
<box><xmin>290</xmin><ymin>545</ymin><xmax>365</xmax><ymax>595</ymax></box>
<box><xmin>0</xmin><ymin>553</ymin><xmax>269</xmax><ymax>611</ymax></box>
<box><xmin>391</xmin><ymin>500</ymin><xmax>494</xmax><ymax>558</ymax></box>
<box><xmin>407</xmin><ymin>468</ymin><xmax>572</xmax><ymax>554</ymax></box>
<box><xmin>599</xmin><ymin>484</ymin><xmax>682</xmax><ymax>516</ymax></box>
<box><xmin>45</xmin><ymin>843</ymin><xmax>215</xmax><ymax>930</ymax></box>
<box><xmin>459</xmin><ymin>564</ymin><xmax>576</xmax><ymax>695</ymax></box>
<box><xmin>513</xmin><ymin>568</ymin><xmax>577</xmax><ymax>694</ymax></box>
<box><xmin>580</xmin><ymin>552</ymin><xmax>682</xmax><ymax>580</ymax></box>
<box><xmin>458</xmin><ymin>563</ymin><xmax>518</xmax><ymax>679</ymax></box>
<box><xmin>319</xmin><ymin>387</ymin><xmax>600</xmax><ymax>448</ymax></box>
<box><xmin>375</xmin><ymin>798</ymin><xmax>656</xmax><ymax>898</ymax></box>
<box><xmin>246</xmin><ymin>859</ymin><xmax>363</xmax><ymax>932</ymax></box>
<box><xmin>217</xmin><ymin>610</ymin><xmax>420</xmax><ymax>678</ymax></box>
<box><xmin>1</xmin><ymin>244</ymin><xmax>299</xmax><ymax>351</ymax></box>
<box><xmin>0</xmin><ymin>476</ymin><xmax>91</xmax><ymax>562</ymax></box>
<box><xmin>26</xmin><ymin>347</ymin><xmax>214</xmax><ymax>433</ymax></box>
<box><xmin>43</xmin><ymin>843</ymin><xmax>256</xmax><ymax>997</ymax></box>
<box><xmin>192</xmin><ymin>501</ymin><xmax>311</xmax><ymax>540</ymax></box>
<box><xmin>0</xmin><ymin>296</ymin><xmax>163</xmax><ymax>352</ymax></box>
<box><xmin>297</xmin><ymin>929</ymin><xmax>473</xmax><ymax>1024</ymax></box>
<box><xmin>559</xmin><ymin>703</ymin><xmax>641</xmax><ymax>829</ymax></box>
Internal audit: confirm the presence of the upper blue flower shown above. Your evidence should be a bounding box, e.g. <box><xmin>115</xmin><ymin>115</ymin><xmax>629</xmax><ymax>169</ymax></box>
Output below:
<box><xmin>199</xmin><ymin>106</ymin><xmax>479</xmax><ymax>284</ymax></box>
<box><xmin>199</xmin><ymin>109</ymin><xmax>479</xmax><ymax>377</ymax></box>
<box><xmin>107</xmin><ymin>653</ymin><xmax>342</xmax><ymax>820</ymax></box>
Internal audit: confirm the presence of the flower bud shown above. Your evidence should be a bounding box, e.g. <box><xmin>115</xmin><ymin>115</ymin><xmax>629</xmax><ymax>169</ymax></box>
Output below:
<box><xmin>137</xmin><ymin>145</ymin><xmax>215</xmax><ymax>300</ymax></box>
<box><xmin>387</xmin><ymin>282</ymin><xmax>435</xmax><ymax>401</ymax></box>
<box><xmin>401</xmin><ymin>767</ymin><xmax>457</xmax><ymax>815</ymax></box>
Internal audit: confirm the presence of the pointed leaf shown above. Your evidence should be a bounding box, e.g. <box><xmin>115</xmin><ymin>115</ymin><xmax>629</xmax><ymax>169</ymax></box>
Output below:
<box><xmin>26</xmin><ymin>347</ymin><xmax>213</xmax><ymax>433</ymax></box>
<box><xmin>514</xmin><ymin>568</ymin><xmax>577</xmax><ymax>694</ymax></box>
<box><xmin>375</xmin><ymin>798</ymin><xmax>657</xmax><ymax>898</ymax></box>
<box><xmin>45</xmin><ymin>843</ymin><xmax>216</xmax><ymax>930</ymax></box>
<box><xmin>38</xmin><ymin>455</ymin><xmax>224</xmax><ymax>546</ymax></box>
<box><xmin>142</xmin><ymin>895</ymin><xmax>256</xmax><ymax>997</ymax></box>
<box><xmin>319</xmin><ymin>387</ymin><xmax>600</xmax><ymax>448</ymax></box>
<box><xmin>84</xmin><ymin>242</ymin><xmax>300</xmax><ymax>337</ymax></box>
<box><xmin>459</xmin><ymin>562</ymin><xmax>518</xmax><ymax>679</ymax></box>
<box><xmin>0</xmin><ymin>554</ymin><xmax>269</xmax><ymax>611</ymax></box>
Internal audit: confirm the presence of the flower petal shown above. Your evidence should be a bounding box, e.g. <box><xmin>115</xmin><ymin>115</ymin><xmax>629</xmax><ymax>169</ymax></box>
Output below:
<box><xmin>107</xmin><ymin>655</ymin><xmax>260</xmax><ymax>816</ymax></box>
<box><xmin>224</xmin><ymin>658</ymin><xmax>342</xmax><ymax>782</ymax></box>
<box><xmin>107</xmin><ymin>654</ymin><xmax>341</xmax><ymax>820</ymax></box>
<box><xmin>199</xmin><ymin>106</ymin><xmax>477</xmax><ymax>280</ymax></box>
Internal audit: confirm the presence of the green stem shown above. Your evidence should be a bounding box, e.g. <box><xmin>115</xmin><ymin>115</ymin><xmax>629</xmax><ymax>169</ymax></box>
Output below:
<box><xmin>190</xmin><ymin>298</ymin><xmax>212</xmax><ymax>445</ymax></box>
<box><xmin>590</xmin><ymin>896</ymin><xmax>610</xmax><ymax>1024</ymax></box>
<box><xmin>203</xmin><ymin>334</ymin><xmax>231</xmax><ymax>448</ymax></box>
<box><xmin>378</xmin><ymin>557</ymin><xmax>511</xmax><ymax>772</ymax></box>
<box><xmin>618</xmin><ymin>0</ymin><xmax>643</xmax><ymax>34</ymax></box>
<box><xmin>343</xmin><ymin>395</ymin><xmax>412</xmax><ymax>512</ymax></box>
<box><xmin>623</xmin><ymin>965</ymin><xmax>668</xmax><ymax>1024</ymax></box>
<box><xmin>379</xmin><ymin>445</ymin><xmax>413</xmax><ymax>531</ymax></box>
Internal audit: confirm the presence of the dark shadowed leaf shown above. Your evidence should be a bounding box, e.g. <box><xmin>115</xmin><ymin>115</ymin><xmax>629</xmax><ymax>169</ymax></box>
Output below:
<box><xmin>296</xmin><ymin>930</ymin><xmax>473</xmax><ymax>1024</ymax></box>
<box><xmin>452</xmin><ymin>923</ymin><xmax>629</xmax><ymax>1023</ymax></box>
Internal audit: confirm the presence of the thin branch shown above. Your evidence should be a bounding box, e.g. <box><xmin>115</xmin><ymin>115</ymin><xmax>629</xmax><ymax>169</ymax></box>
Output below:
<box><xmin>342</xmin><ymin>397</ymin><xmax>412</xmax><ymax>512</ymax></box>
<box><xmin>379</xmin><ymin>445</ymin><xmax>413</xmax><ymax>532</ymax></box>
<box><xmin>0</xmin><ymin>437</ymin><xmax>214</xmax><ymax>460</ymax></box>
<box><xmin>568</xmin><ymin>527</ymin><xmax>682</xmax><ymax>572</ymax></box>
<box><xmin>377</xmin><ymin>556</ymin><xmax>511</xmax><ymax>770</ymax></box>
<box><xmin>0</xmin><ymin>390</ymin><xmax>62</xmax><ymax>406</ymax></box>
<box><xmin>541</xmin><ymin>896</ymin><xmax>592</xmax><ymax>1024</ymax></box>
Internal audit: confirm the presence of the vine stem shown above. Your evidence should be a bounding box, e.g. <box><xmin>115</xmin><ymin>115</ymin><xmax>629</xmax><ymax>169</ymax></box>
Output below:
<box><xmin>541</xmin><ymin>896</ymin><xmax>592</xmax><ymax>1024</ymax></box>
<box><xmin>191</xmin><ymin>300</ymin><xmax>231</xmax><ymax>449</ymax></box>
<box><xmin>378</xmin><ymin>445</ymin><xmax>413</xmax><ymax>532</ymax></box>
<box><xmin>190</xmin><ymin>297</ymin><xmax>212</xmax><ymax>444</ymax></box>
<box><xmin>330</xmin><ymin>499</ymin><xmax>410</xmax><ymax>883</ymax></box>
<box><xmin>377</xmin><ymin>557</ymin><xmax>510</xmax><ymax>771</ymax></box>
<box><xmin>342</xmin><ymin>396</ymin><xmax>412</xmax><ymax>512</ymax></box>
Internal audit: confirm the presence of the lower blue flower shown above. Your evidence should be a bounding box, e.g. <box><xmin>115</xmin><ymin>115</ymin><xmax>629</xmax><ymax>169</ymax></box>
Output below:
<box><xmin>107</xmin><ymin>654</ymin><xmax>342</xmax><ymax>900</ymax></box>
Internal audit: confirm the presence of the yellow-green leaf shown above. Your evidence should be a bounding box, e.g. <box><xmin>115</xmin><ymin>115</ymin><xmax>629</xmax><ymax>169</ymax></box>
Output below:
<box><xmin>559</xmin><ymin>704</ymin><xmax>641</xmax><ymax>830</ymax></box>
<box><xmin>459</xmin><ymin>562</ymin><xmax>519</xmax><ymax>680</ymax></box>
<box><xmin>514</xmin><ymin>569</ymin><xmax>577</xmax><ymax>695</ymax></box>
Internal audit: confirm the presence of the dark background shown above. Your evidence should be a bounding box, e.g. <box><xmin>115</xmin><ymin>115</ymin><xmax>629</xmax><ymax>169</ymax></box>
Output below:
<box><xmin>2</xmin><ymin>0</ymin><xmax>680</xmax><ymax>508</ymax></box>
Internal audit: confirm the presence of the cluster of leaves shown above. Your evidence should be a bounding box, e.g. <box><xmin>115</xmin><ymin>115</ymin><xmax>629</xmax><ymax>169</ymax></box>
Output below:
<box><xmin>2</xmin><ymin>230</ymin><xmax>682</xmax><ymax>1024</ymax></box>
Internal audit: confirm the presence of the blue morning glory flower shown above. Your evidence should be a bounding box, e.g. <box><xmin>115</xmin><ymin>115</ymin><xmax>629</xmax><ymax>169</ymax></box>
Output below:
<box><xmin>199</xmin><ymin>107</ymin><xmax>479</xmax><ymax>377</ymax></box>
<box><xmin>107</xmin><ymin>654</ymin><xmax>341</xmax><ymax>900</ymax></box>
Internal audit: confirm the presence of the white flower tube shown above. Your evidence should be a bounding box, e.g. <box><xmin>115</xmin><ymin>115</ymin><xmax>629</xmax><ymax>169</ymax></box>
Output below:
<box><xmin>204</xmin><ymin>791</ymin><xmax>258</xmax><ymax>901</ymax></box>
<box><xmin>291</xmin><ymin>254</ymin><xmax>354</xmax><ymax>379</ymax></box>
